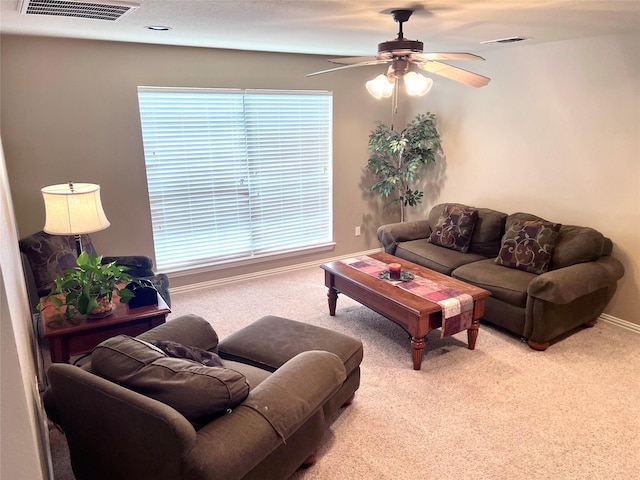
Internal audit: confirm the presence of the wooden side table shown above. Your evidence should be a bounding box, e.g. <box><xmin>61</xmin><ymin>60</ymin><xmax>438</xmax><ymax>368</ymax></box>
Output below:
<box><xmin>40</xmin><ymin>293</ymin><xmax>171</xmax><ymax>363</ymax></box>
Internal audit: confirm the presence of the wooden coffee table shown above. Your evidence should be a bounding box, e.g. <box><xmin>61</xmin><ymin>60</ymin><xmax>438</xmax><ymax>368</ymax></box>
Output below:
<box><xmin>40</xmin><ymin>293</ymin><xmax>171</xmax><ymax>363</ymax></box>
<box><xmin>320</xmin><ymin>252</ymin><xmax>490</xmax><ymax>370</ymax></box>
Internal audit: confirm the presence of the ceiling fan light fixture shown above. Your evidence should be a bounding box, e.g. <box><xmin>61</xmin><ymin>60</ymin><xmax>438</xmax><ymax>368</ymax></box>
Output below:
<box><xmin>308</xmin><ymin>9</ymin><xmax>490</xmax><ymax>89</ymax></box>
<box><xmin>366</xmin><ymin>74</ymin><xmax>394</xmax><ymax>99</ymax></box>
<box><xmin>403</xmin><ymin>72</ymin><xmax>433</xmax><ymax>96</ymax></box>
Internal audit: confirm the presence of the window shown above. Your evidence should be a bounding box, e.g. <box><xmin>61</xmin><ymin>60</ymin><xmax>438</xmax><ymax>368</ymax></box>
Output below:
<box><xmin>137</xmin><ymin>87</ymin><xmax>333</xmax><ymax>272</ymax></box>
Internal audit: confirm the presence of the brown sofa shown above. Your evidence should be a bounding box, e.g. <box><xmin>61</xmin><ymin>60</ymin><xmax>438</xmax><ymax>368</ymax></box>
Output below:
<box><xmin>44</xmin><ymin>314</ymin><xmax>363</xmax><ymax>480</ymax></box>
<box><xmin>377</xmin><ymin>203</ymin><xmax>624</xmax><ymax>350</ymax></box>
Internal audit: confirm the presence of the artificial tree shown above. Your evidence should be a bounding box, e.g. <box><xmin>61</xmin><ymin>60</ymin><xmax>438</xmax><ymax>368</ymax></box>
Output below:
<box><xmin>366</xmin><ymin>112</ymin><xmax>442</xmax><ymax>222</ymax></box>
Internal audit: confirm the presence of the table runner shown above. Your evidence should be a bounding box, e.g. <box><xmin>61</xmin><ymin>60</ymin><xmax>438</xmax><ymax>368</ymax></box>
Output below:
<box><xmin>341</xmin><ymin>256</ymin><xmax>474</xmax><ymax>338</ymax></box>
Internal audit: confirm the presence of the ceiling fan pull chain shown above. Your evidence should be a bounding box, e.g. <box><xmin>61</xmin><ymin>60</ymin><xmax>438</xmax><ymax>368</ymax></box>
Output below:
<box><xmin>391</xmin><ymin>82</ymin><xmax>399</xmax><ymax>129</ymax></box>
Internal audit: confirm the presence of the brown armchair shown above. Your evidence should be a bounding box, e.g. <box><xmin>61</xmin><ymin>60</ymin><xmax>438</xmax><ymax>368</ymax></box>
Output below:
<box><xmin>19</xmin><ymin>230</ymin><xmax>171</xmax><ymax>313</ymax></box>
<box><xmin>43</xmin><ymin>314</ymin><xmax>363</xmax><ymax>480</ymax></box>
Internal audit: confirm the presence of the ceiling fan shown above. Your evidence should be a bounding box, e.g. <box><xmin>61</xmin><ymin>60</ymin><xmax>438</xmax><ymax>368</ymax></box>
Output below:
<box><xmin>307</xmin><ymin>9</ymin><xmax>490</xmax><ymax>93</ymax></box>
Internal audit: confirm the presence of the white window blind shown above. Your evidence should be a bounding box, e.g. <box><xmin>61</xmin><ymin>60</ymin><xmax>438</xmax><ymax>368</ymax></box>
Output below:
<box><xmin>137</xmin><ymin>87</ymin><xmax>333</xmax><ymax>272</ymax></box>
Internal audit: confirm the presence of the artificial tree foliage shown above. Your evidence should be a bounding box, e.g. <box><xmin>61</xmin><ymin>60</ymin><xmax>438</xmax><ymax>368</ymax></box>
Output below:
<box><xmin>367</xmin><ymin>112</ymin><xmax>442</xmax><ymax>222</ymax></box>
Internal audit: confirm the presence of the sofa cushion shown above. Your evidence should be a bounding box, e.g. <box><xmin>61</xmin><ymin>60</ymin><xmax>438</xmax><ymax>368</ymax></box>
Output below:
<box><xmin>427</xmin><ymin>203</ymin><xmax>507</xmax><ymax>257</ymax></box>
<box><xmin>452</xmin><ymin>259</ymin><xmax>536</xmax><ymax>308</ymax></box>
<box><xmin>395</xmin><ymin>239</ymin><xmax>488</xmax><ymax>275</ymax></box>
<box><xmin>495</xmin><ymin>219</ymin><xmax>562</xmax><ymax>274</ymax></box>
<box><xmin>92</xmin><ymin>335</ymin><xmax>250</xmax><ymax>428</ymax></box>
<box><xmin>427</xmin><ymin>204</ymin><xmax>478</xmax><ymax>253</ymax></box>
<box><xmin>469</xmin><ymin>207</ymin><xmax>509</xmax><ymax>257</ymax></box>
<box><xmin>552</xmin><ymin>225</ymin><xmax>606</xmax><ymax>269</ymax></box>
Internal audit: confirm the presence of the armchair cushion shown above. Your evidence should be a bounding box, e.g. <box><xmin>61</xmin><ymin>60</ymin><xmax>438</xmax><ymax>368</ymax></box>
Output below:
<box><xmin>92</xmin><ymin>335</ymin><xmax>249</xmax><ymax>428</ymax></box>
<box><xmin>427</xmin><ymin>204</ymin><xmax>478</xmax><ymax>253</ymax></box>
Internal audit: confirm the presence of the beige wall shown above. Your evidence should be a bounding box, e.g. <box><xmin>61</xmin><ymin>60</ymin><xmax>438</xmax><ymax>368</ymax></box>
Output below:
<box><xmin>0</xmin><ymin>140</ymin><xmax>49</xmax><ymax>479</ymax></box>
<box><xmin>1</xmin><ymin>32</ymin><xmax>637</xmax><ymax>324</ymax></box>
<box><xmin>0</xmin><ymin>35</ymin><xmax>395</xmax><ymax>287</ymax></box>
<box><xmin>408</xmin><ymin>31</ymin><xmax>640</xmax><ymax>324</ymax></box>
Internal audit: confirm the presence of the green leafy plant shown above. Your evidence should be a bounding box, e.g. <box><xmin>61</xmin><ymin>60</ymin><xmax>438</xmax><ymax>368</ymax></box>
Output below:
<box><xmin>38</xmin><ymin>252</ymin><xmax>136</xmax><ymax>320</ymax></box>
<box><xmin>366</xmin><ymin>112</ymin><xmax>442</xmax><ymax>222</ymax></box>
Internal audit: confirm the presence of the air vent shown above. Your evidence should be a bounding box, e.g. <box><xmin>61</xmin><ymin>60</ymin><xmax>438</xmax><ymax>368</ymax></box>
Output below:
<box><xmin>481</xmin><ymin>36</ymin><xmax>530</xmax><ymax>45</ymax></box>
<box><xmin>19</xmin><ymin>0</ymin><xmax>139</xmax><ymax>21</ymax></box>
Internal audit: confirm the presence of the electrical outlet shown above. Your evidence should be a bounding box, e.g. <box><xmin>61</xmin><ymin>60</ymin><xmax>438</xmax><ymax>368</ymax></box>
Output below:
<box><xmin>355</xmin><ymin>226</ymin><xmax>361</xmax><ymax>236</ymax></box>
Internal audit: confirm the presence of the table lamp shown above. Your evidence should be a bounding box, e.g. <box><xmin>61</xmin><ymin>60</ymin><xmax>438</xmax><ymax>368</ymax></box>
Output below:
<box><xmin>41</xmin><ymin>181</ymin><xmax>110</xmax><ymax>257</ymax></box>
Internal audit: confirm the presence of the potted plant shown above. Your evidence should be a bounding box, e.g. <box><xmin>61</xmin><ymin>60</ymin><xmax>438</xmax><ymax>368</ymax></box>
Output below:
<box><xmin>39</xmin><ymin>251</ymin><xmax>137</xmax><ymax>322</ymax></box>
<box><xmin>366</xmin><ymin>112</ymin><xmax>442</xmax><ymax>222</ymax></box>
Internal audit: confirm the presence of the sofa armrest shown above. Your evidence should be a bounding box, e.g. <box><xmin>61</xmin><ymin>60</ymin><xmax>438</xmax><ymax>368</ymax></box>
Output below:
<box><xmin>136</xmin><ymin>314</ymin><xmax>220</xmax><ymax>352</ymax></box>
<box><xmin>377</xmin><ymin>220</ymin><xmax>431</xmax><ymax>254</ymax></box>
<box><xmin>594</xmin><ymin>255</ymin><xmax>625</xmax><ymax>282</ymax></box>
<box><xmin>528</xmin><ymin>262</ymin><xmax>613</xmax><ymax>304</ymax></box>
<box><xmin>186</xmin><ymin>350</ymin><xmax>346</xmax><ymax>478</ymax></box>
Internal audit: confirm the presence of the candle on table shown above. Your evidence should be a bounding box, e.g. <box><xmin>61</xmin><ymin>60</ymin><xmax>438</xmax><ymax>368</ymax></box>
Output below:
<box><xmin>388</xmin><ymin>263</ymin><xmax>402</xmax><ymax>280</ymax></box>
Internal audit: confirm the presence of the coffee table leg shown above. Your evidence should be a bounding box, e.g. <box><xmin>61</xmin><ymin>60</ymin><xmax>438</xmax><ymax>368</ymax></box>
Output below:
<box><xmin>411</xmin><ymin>336</ymin><xmax>425</xmax><ymax>370</ymax></box>
<box><xmin>467</xmin><ymin>317</ymin><xmax>480</xmax><ymax>350</ymax></box>
<box><xmin>327</xmin><ymin>287</ymin><xmax>338</xmax><ymax>316</ymax></box>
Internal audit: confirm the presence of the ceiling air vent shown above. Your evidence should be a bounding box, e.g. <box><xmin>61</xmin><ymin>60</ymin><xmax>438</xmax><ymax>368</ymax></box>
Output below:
<box><xmin>480</xmin><ymin>36</ymin><xmax>530</xmax><ymax>45</ymax></box>
<box><xmin>19</xmin><ymin>0</ymin><xmax>139</xmax><ymax>21</ymax></box>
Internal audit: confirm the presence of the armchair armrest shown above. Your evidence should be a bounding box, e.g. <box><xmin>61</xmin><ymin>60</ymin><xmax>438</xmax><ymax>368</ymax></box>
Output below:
<box><xmin>186</xmin><ymin>350</ymin><xmax>346</xmax><ymax>478</ymax></box>
<box><xmin>242</xmin><ymin>350</ymin><xmax>346</xmax><ymax>439</ymax></box>
<box><xmin>377</xmin><ymin>220</ymin><xmax>431</xmax><ymax>254</ymax></box>
<box><xmin>528</xmin><ymin>262</ymin><xmax>612</xmax><ymax>304</ymax></box>
<box><xmin>47</xmin><ymin>363</ymin><xmax>197</xmax><ymax>480</ymax></box>
<box><xmin>102</xmin><ymin>255</ymin><xmax>154</xmax><ymax>277</ymax></box>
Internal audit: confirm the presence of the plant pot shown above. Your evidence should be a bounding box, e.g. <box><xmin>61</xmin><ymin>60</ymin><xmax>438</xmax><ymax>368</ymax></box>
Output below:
<box><xmin>87</xmin><ymin>296</ymin><xmax>114</xmax><ymax>319</ymax></box>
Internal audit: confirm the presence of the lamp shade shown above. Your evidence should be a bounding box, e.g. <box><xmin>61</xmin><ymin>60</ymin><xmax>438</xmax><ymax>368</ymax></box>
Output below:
<box><xmin>366</xmin><ymin>74</ymin><xmax>395</xmax><ymax>99</ymax></box>
<box><xmin>404</xmin><ymin>72</ymin><xmax>433</xmax><ymax>96</ymax></box>
<box><xmin>42</xmin><ymin>182</ymin><xmax>110</xmax><ymax>235</ymax></box>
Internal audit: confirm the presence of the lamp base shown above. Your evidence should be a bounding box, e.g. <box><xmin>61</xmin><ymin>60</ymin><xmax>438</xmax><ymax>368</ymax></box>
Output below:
<box><xmin>74</xmin><ymin>234</ymin><xmax>83</xmax><ymax>257</ymax></box>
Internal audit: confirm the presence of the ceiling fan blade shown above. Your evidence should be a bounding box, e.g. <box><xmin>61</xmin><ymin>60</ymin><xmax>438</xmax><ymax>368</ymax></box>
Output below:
<box><xmin>329</xmin><ymin>56</ymin><xmax>382</xmax><ymax>65</ymax></box>
<box><xmin>417</xmin><ymin>61</ymin><xmax>491</xmax><ymax>88</ymax></box>
<box><xmin>307</xmin><ymin>59</ymin><xmax>389</xmax><ymax>77</ymax></box>
<box><xmin>411</xmin><ymin>52</ymin><xmax>485</xmax><ymax>62</ymax></box>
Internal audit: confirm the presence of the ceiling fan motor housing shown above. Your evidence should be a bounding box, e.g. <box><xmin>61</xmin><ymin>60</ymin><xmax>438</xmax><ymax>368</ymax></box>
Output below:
<box><xmin>378</xmin><ymin>39</ymin><xmax>424</xmax><ymax>58</ymax></box>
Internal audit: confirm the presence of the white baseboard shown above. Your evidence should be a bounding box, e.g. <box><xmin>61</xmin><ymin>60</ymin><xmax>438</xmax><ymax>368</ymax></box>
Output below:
<box><xmin>170</xmin><ymin>252</ymin><xmax>639</xmax><ymax>334</ymax></box>
<box><xmin>169</xmin><ymin>248</ymin><xmax>382</xmax><ymax>295</ymax></box>
<box><xmin>599</xmin><ymin>313</ymin><xmax>640</xmax><ymax>334</ymax></box>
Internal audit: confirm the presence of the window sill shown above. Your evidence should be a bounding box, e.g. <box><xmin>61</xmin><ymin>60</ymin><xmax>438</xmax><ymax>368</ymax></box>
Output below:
<box><xmin>165</xmin><ymin>242</ymin><xmax>337</xmax><ymax>278</ymax></box>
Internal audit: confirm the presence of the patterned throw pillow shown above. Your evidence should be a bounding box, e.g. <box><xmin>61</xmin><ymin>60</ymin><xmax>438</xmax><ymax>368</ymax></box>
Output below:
<box><xmin>495</xmin><ymin>220</ymin><xmax>562</xmax><ymax>274</ymax></box>
<box><xmin>427</xmin><ymin>205</ymin><xmax>479</xmax><ymax>253</ymax></box>
<box><xmin>152</xmin><ymin>340</ymin><xmax>224</xmax><ymax>367</ymax></box>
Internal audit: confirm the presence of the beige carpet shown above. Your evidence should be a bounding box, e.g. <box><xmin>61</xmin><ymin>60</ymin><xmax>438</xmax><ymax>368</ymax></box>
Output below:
<box><xmin>49</xmin><ymin>266</ymin><xmax>640</xmax><ymax>479</ymax></box>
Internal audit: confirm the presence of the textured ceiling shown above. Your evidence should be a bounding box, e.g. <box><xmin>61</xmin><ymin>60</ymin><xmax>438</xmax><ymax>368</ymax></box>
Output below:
<box><xmin>1</xmin><ymin>1</ymin><xmax>639</xmax><ymax>57</ymax></box>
